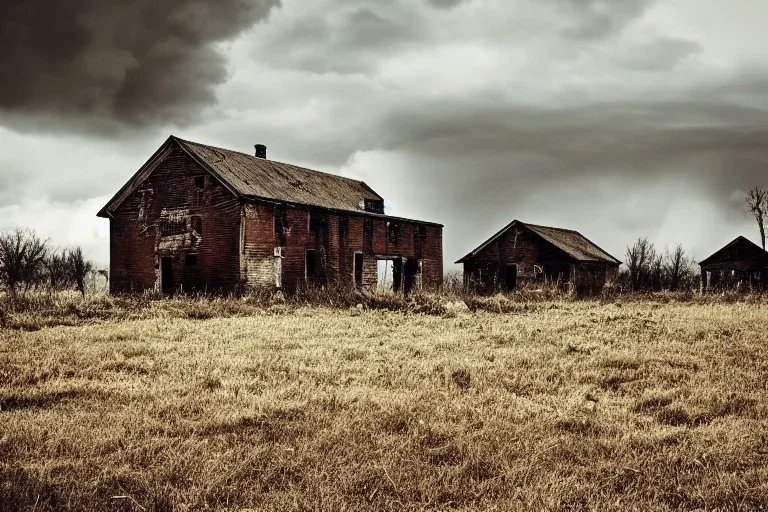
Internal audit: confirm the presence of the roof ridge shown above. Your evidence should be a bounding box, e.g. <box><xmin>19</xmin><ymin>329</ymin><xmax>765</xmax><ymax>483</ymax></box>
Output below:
<box><xmin>174</xmin><ymin>136</ymin><xmax>369</xmax><ymax>187</ymax></box>
<box><xmin>522</xmin><ymin>222</ymin><xmax>582</xmax><ymax>235</ymax></box>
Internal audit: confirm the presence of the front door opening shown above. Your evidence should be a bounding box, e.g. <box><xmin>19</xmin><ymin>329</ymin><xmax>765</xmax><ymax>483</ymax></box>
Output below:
<box><xmin>377</xmin><ymin>258</ymin><xmax>403</xmax><ymax>292</ymax></box>
<box><xmin>403</xmin><ymin>258</ymin><xmax>418</xmax><ymax>295</ymax></box>
<box><xmin>306</xmin><ymin>249</ymin><xmax>317</xmax><ymax>283</ymax></box>
<box><xmin>377</xmin><ymin>259</ymin><xmax>394</xmax><ymax>291</ymax></box>
<box><xmin>161</xmin><ymin>257</ymin><xmax>174</xmax><ymax>294</ymax></box>
<box><xmin>505</xmin><ymin>264</ymin><xmax>518</xmax><ymax>291</ymax></box>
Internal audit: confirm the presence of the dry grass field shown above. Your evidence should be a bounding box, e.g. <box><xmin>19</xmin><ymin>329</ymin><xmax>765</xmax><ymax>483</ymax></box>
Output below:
<box><xmin>2</xmin><ymin>294</ymin><xmax>768</xmax><ymax>511</ymax></box>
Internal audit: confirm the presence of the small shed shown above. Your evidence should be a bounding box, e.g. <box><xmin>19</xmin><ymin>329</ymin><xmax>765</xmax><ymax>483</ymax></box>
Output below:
<box><xmin>456</xmin><ymin>220</ymin><xmax>620</xmax><ymax>295</ymax></box>
<box><xmin>699</xmin><ymin>236</ymin><xmax>768</xmax><ymax>290</ymax></box>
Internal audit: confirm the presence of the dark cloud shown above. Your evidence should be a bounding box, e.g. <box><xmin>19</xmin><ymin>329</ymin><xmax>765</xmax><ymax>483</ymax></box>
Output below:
<box><xmin>0</xmin><ymin>0</ymin><xmax>278</xmax><ymax>132</ymax></box>
<box><xmin>618</xmin><ymin>38</ymin><xmax>702</xmax><ymax>71</ymax></box>
<box><xmin>254</xmin><ymin>4</ymin><xmax>419</xmax><ymax>75</ymax></box>
<box><xmin>559</xmin><ymin>0</ymin><xmax>653</xmax><ymax>39</ymax></box>
<box><xmin>427</xmin><ymin>0</ymin><xmax>467</xmax><ymax>9</ymax></box>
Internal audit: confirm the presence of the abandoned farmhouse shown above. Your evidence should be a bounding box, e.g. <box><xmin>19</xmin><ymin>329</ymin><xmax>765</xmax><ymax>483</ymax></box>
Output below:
<box><xmin>457</xmin><ymin>220</ymin><xmax>621</xmax><ymax>294</ymax></box>
<box><xmin>699</xmin><ymin>236</ymin><xmax>768</xmax><ymax>290</ymax></box>
<box><xmin>97</xmin><ymin>136</ymin><xmax>443</xmax><ymax>294</ymax></box>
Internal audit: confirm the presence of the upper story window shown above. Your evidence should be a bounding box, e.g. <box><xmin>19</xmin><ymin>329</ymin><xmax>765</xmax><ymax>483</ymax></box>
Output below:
<box><xmin>309</xmin><ymin>210</ymin><xmax>326</xmax><ymax>233</ymax></box>
<box><xmin>160</xmin><ymin>211</ymin><xmax>187</xmax><ymax>236</ymax></box>
<box><xmin>193</xmin><ymin>176</ymin><xmax>205</xmax><ymax>204</ymax></box>
<box><xmin>387</xmin><ymin>221</ymin><xmax>400</xmax><ymax>244</ymax></box>
<box><xmin>191</xmin><ymin>216</ymin><xmax>203</xmax><ymax>235</ymax></box>
<box><xmin>364</xmin><ymin>199</ymin><xmax>384</xmax><ymax>214</ymax></box>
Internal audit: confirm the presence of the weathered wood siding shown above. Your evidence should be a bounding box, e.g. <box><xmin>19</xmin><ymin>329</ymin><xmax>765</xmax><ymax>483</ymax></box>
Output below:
<box><xmin>241</xmin><ymin>201</ymin><xmax>443</xmax><ymax>292</ymax></box>
<box><xmin>463</xmin><ymin>226</ymin><xmax>616</xmax><ymax>294</ymax></box>
<box><xmin>109</xmin><ymin>146</ymin><xmax>241</xmax><ymax>293</ymax></box>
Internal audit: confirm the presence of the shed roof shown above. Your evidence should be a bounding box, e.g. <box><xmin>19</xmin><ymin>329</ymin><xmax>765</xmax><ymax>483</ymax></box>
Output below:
<box><xmin>98</xmin><ymin>135</ymin><xmax>404</xmax><ymax>220</ymax></box>
<box><xmin>456</xmin><ymin>220</ymin><xmax>621</xmax><ymax>264</ymax></box>
<box><xmin>699</xmin><ymin>236</ymin><xmax>768</xmax><ymax>267</ymax></box>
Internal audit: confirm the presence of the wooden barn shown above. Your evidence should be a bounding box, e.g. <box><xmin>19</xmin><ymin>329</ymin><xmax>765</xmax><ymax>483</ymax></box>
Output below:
<box><xmin>457</xmin><ymin>220</ymin><xmax>620</xmax><ymax>295</ymax></box>
<box><xmin>699</xmin><ymin>236</ymin><xmax>768</xmax><ymax>290</ymax></box>
<box><xmin>97</xmin><ymin>136</ymin><xmax>443</xmax><ymax>294</ymax></box>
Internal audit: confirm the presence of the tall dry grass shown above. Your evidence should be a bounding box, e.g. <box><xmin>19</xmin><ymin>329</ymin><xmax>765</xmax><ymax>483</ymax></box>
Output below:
<box><xmin>1</xmin><ymin>292</ymin><xmax>768</xmax><ymax>510</ymax></box>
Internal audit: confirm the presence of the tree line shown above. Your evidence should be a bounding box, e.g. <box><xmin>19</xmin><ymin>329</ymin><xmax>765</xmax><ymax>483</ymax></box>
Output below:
<box><xmin>0</xmin><ymin>227</ymin><xmax>99</xmax><ymax>298</ymax></box>
<box><xmin>620</xmin><ymin>238</ymin><xmax>699</xmax><ymax>292</ymax></box>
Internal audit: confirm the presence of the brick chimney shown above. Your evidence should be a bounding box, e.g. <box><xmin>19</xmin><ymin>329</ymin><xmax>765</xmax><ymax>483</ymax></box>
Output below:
<box><xmin>254</xmin><ymin>144</ymin><xmax>267</xmax><ymax>159</ymax></box>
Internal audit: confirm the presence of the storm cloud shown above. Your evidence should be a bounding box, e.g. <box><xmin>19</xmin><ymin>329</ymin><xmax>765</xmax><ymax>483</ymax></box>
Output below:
<box><xmin>0</xmin><ymin>0</ymin><xmax>278</xmax><ymax>132</ymax></box>
<box><xmin>1</xmin><ymin>0</ymin><xmax>768</xmax><ymax>268</ymax></box>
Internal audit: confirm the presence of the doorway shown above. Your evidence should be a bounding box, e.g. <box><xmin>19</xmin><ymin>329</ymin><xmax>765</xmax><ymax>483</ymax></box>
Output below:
<box><xmin>306</xmin><ymin>249</ymin><xmax>317</xmax><ymax>283</ymax></box>
<box><xmin>403</xmin><ymin>258</ymin><xmax>418</xmax><ymax>295</ymax></box>
<box><xmin>505</xmin><ymin>264</ymin><xmax>518</xmax><ymax>291</ymax></box>
<box><xmin>161</xmin><ymin>257</ymin><xmax>174</xmax><ymax>294</ymax></box>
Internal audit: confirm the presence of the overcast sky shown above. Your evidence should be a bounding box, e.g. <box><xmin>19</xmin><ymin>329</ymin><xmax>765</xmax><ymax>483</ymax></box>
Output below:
<box><xmin>2</xmin><ymin>0</ymin><xmax>768</xmax><ymax>269</ymax></box>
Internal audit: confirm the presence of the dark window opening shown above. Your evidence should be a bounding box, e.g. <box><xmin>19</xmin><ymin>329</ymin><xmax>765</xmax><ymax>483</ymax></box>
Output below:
<box><xmin>185</xmin><ymin>254</ymin><xmax>198</xmax><ymax>266</ymax></box>
<box><xmin>191</xmin><ymin>216</ymin><xmax>203</xmax><ymax>235</ymax></box>
<box><xmin>274</xmin><ymin>206</ymin><xmax>287</xmax><ymax>245</ymax></box>
<box><xmin>387</xmin><ymin>222</ymin><xmax>400</xmax><ymax>244</ymax></box>
<box><xmin>309</xmin><ymin>210</ymin><xmax>327</xmax><ymax>233</ymax></box>
<box><xmin>194</xmin><ymin>176</ymin><xmax>205</xmax><ymax>189</ymax></box>
<box><xmin>306</xmin><ymin>249</ymin><xmax>317</xmax><ymax>283</ymax></box>
<box><xmin>363</xmin><ymin>218</ymin><xmax>374</xmax><ymax>253</ymax></box>
<box><xmin>364</xmin><ymin>199</ymin><xmax>384</xmax><ymax>214</ymax></box>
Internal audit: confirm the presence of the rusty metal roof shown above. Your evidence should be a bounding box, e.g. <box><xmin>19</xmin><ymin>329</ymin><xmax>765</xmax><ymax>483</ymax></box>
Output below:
<box><xmin>176</xmin><ymin>137</ymin><xmax>383</xmax><ymax>212</ymax></box>
<box><xmin>456</xmin><ymin>220</ymin><xmax>621</xmax><ymax>264</ymax></box>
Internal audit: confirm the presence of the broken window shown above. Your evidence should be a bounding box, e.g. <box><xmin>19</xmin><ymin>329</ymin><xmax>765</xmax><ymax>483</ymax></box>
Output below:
<box><xmin>363</xmin><ymin>218</ymin><xmax>373</xmax><ymax>253</ymax></box>
<box><xmin>306</xmin><ymin>249</ymin><xmax>317</xmax><ymax>283</ymax></box>
<box><xmin>274</xmin><ymin>206</ymin><xmax>287</xmax><ymax>245</ymax></box>
<box><xmin>387</xmin><ymin>222</ymin><xmax>400</xmax><ymax>244</ymax></box>
<box><xmin>191</xmin><ymin>216</ymin><xmax>203</xmax><ymax>235</ymax></box>
<box><xmin>309</xmin><ymin>210</ymin><xmax>326</xmax><ymax>233</ymax></box>
<box><xmin>364</xmin><ymin>199</ymin><xmax>384</xmax><ymax>214</ymax></box>
<box><xmin>193</xmin><ymin>176</ymin><xmax>205</xmax><ymax>204</ymax></box>
<box><xmin>185</xmin><ymin>253</ymin><xmax>198</xmax><ymax>266</ymax></box>
<box><xmin>160</xmin><ymin>213</ymin><xmax>187</xmax><ymax>236</ymax></box>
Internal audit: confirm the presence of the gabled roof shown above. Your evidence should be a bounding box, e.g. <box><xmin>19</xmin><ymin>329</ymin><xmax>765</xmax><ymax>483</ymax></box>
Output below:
<box><xmin>456</xmin><ymin>219</ymin><xmax>621</xmax><ymax>264</ymax></box>
<box><xmin>699</xmin><ymin>236</ymin><xmax>768</xmax><ymax>266</ymax></box>
<box><xmin>97</xmin><ymin>135</ymin><xmax>384</xmax><ymax>218</ymax></box>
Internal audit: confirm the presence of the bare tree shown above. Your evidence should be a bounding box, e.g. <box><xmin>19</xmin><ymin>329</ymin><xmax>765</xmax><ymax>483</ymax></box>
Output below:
<box><xmin>45</xmin><ymin>249</ymin><xmax>73</xmax><ymax>290</ymax></box>
<box><xmin>67</xmin><ymin>247</ymin><xmax>93</xmax><ymax>298</ymax></box>
<box><xmin>0</xmin><ymin>228</ymin><xmax>48</xmax><ymax>296</ymax></box>
<box><xmin>746</xmin><ymin>187</ymin><xmax>768</xmax><ymax>250</ymax></box>
<box><xmin>663</xmin><ymin>244</ymin><xmax>695</xmax><ymax>291</ymax></box>
<box><xmin>625</xmin><ymin>237</ymin><xmax>656</xmax><ymax>291</ymax></box>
